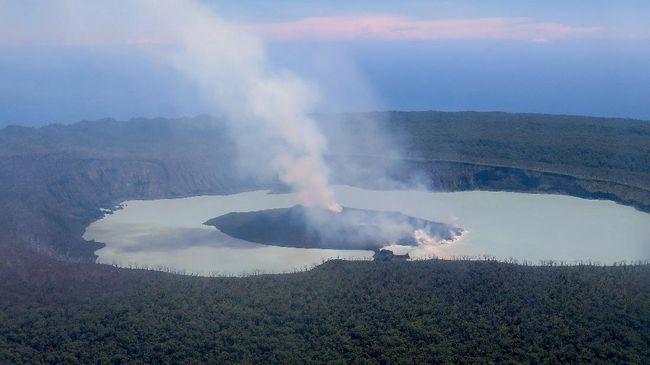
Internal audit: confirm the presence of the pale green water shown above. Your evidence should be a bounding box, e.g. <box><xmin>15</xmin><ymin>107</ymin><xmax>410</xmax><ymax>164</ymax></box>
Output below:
<box><xmin>84</xmin><ymin>186</ymin><xmax>650</xmax><ymax>275</ymax></box>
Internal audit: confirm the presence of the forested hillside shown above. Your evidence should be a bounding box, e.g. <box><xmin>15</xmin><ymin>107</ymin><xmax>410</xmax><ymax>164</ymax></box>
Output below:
<box><xmin>324</xmin><ymin>111</ymin><xmax>650</xmax><ymax>211</ymax></box>
<box><xmin>325</xmin><ymin>111</ymin><xmax>650</xmax><ymax>188</ymax></box>
<box><xmin>1</xmin><ymin>254</ymin><xmax>648</xmax><ymax>364</ymax></box>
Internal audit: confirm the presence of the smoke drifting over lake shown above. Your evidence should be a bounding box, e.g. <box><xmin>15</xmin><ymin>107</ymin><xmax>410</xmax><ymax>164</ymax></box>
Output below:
<box><xmin>9</xmin><ymin>0</ymin><xmax>417</xmax><ymax>249</ymax></box>
<box><xmin>205</xmin><ymin>205</ymin><xmax>463</xmax><ymax>251</ymax></box>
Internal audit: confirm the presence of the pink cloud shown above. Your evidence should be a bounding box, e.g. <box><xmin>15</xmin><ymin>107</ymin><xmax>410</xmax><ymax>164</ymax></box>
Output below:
<box><xmin>252</xmin><ymin>16</ymin><xmax>601</xmax><ymax>42</ymax></box>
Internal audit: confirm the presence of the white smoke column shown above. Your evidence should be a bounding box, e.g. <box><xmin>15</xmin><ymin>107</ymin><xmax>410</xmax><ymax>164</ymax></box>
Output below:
<box><xmin>145</xmin><ymin>0</ymin><xmax>341</xmax><ymax>212</ymax></box>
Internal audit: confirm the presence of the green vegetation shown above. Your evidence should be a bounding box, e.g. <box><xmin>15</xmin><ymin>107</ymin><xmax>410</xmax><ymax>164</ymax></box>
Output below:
<box><xmin>329</xmin><ymin>111</ymin><xmax>650</xmax><ymax>190</ymax></box>
<box><xmin>1</xmin><ymin>254</ymin><xmax>648</xmax><ymax>364</ymax></box>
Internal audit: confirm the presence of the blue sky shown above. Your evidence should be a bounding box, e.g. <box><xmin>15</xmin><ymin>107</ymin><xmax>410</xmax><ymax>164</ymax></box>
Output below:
<box><xmin>204</xmin><ymin>0</ymin><xmax>650</xmax><ymax>38</ymax></box>
<box><xmin>205</xmin><ymin>1</ymin><xmax>647</xmax><ymax>20</ymax></box>
<box><xmin>1</xmin><ymin>0</ymin><xmax>649</xmax><ymax>126</ymax></box>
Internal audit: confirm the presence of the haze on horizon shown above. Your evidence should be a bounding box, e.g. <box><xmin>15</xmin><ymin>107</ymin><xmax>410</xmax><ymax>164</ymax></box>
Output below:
<box><xmin>1</xmin><ymin>0</ymin><xmax>649</xmax><ymax>127</ymax></box>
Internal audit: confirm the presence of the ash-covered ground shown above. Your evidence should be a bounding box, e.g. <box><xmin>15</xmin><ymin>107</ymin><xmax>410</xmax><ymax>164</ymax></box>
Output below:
<box><xmin>205</xmin><ymin>205</ymin><xmax>463</xmax><ymax>251</ymax></box>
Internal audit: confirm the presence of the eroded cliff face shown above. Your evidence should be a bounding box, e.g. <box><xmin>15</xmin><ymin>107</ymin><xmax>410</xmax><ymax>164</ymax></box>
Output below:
<box><xmin>329</xmin><ymin>156</ymin><xmax>650</xmax><ymax>211</ymax></box>
<box><xmin>0</xmin><ymin>117</ymin><xmax>256</xmax><ymax>260</ymax></box>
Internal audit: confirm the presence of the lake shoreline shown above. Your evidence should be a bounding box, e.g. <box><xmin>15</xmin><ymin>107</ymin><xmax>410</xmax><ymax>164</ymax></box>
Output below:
<box><xmin>84</xmin><ymin>186</ymin><xmax>650</xmax><ymax>276</ymax></box>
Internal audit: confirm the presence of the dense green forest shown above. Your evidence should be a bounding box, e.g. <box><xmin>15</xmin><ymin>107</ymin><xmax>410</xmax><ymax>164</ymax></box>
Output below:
<box><xmin>1</xmin><ymin>252</ymin><xmax>648</xmax><ymax>364</ymax></box>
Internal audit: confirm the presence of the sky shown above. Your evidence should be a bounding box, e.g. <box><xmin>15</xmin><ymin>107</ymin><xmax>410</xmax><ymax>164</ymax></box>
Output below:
<box><xmin>1</xmin><ymin>0</ymin><xmax>649</xmax><ymax>127</ymax></box>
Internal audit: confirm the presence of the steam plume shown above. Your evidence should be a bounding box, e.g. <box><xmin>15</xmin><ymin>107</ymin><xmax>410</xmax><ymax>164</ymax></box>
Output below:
<box><xmin>9</xmin><ymin>0</ymin><xmax>342</xmax><ymax>211</ymax></box>
<box><xmin>147</xmin><ymin>0</ymin><xmax>341</xmax><ymax>211</ymax></box>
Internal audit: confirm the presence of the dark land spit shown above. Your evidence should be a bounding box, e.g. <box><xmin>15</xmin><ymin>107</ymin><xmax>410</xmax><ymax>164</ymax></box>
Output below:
<box><xmin>205</xmin><ymin>205</ymin><xmax>463</xmax><ymax>251</ymax></box>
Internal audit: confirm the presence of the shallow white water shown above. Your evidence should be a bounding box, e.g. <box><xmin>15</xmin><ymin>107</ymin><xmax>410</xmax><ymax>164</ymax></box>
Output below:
<box><xmin>84</xmin><ymin>186</ymin><xmax>650</xmax><ymax>275</ymax></box>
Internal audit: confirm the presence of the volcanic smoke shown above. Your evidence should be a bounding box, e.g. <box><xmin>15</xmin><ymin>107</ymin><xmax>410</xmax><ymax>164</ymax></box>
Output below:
<box><xmin>25</xmin><ymin>0</ymin><xmax>347</xmax><ymax>212</ymax></box>
<box><xmin>146</xmin><ymin>0</ymin><xmax>342</xmax><ymax>212</ymax></box>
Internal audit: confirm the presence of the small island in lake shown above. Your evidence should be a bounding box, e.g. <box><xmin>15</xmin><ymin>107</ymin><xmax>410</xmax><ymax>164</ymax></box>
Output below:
<box><xmin>205</xmin><ymin>205</ymin><xmax>463</xmax><ymax>251</ymax></box>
